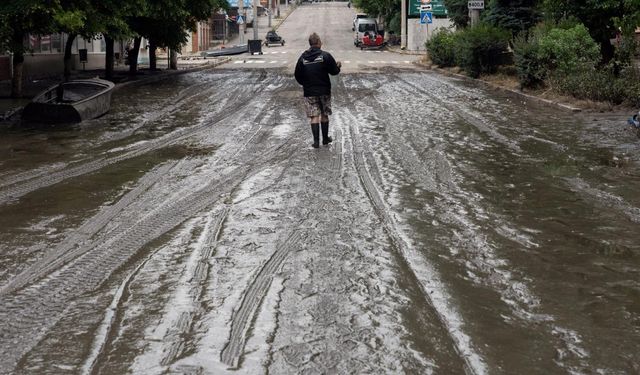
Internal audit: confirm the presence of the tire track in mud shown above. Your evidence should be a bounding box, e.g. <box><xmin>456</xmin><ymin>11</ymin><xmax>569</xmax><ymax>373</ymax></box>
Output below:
<box><xmin>85</xmin><ymin>207</ymin><xmax>230</xmax><ymax>374</ymax></box>
<box><xmin>217</xmin><ymin>83</ymin><xmax>313</xmax><ymax>369</ymax></box>
<box><xmin>0</xmin><ymin>162</ymin><xmax>178</xmax><ymax>295</ymax></box>
<box><xmin>341</xmin><ymin>73</ymin><xmax>593</xmax><ymax>372</ymax></box>
<box><xmin>336</xmin><ymin>92</ymin><xmax>488</xmax><ymax>374</ymax></box>
<box><xmin>0</xmin><ymin>141</ymin><xmax>294</xmax><ymax>372</ymax></box>
<box><xmin>564</xmin><ymin>177</ymin><xmax>640</xmax><ymax>224</ymax></box>
<box><xmin>220</xmin><ymin>230</ymin><xmax>304</xmax><ymax>368</ymax></box>
<box><xmin>382</xmin><ymin>73</ymin><xmax>594</xmax><ymax>371</ymax></box>
<box><xmin>0</xmin><ymin>71</ymin><xmax>270</xmax><ymax>206</ymax></box>
<box><xmin>0</xmin><ymin>77</ymin><xmax>299</xmax><ymax>371</ymax></box>
<box><xmin>80</xmin><ymin>244</ymin><xmax>155</xmax><ymax>375</ymax></box>
<box><xmin>0</xmin><ymin>79</ymin><xmax>220</xmax><ymax>192</ymax></box>
<box><xmin>393</xmin><ymin>73</ymin><xmax>522</xmax><ymax>153</ymax></box>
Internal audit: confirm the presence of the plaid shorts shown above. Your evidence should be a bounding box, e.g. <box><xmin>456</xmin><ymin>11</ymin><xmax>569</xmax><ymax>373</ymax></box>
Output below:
<box><xmin>303</xmin><ymin>95</ymin><xmax>332</xmax><ymax>117</ymax></box>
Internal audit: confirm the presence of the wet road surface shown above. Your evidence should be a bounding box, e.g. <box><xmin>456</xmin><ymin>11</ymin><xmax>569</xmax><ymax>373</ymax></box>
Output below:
<box><xmin>1</xmin><ymin>4</ymin><xmax>640</xmax><ymax>375</ymax></box>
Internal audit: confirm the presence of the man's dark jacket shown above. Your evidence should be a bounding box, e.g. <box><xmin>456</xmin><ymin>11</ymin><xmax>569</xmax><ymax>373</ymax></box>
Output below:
<box><xmin>294</xmin><ymin>47</ymin><xmax>340</xmax><ymax>97</ymax></box>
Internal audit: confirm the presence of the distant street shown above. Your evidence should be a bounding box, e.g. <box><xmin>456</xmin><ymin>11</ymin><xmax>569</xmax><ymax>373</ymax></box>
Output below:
<box><xmin>0</xmin><ymin>3</ymin><xmax>639</xmax><ymax>374</ymax></box>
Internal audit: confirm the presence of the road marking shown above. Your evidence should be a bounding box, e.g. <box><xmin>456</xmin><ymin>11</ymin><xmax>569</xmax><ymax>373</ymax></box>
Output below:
<box><xmin>254</xmin><ymin>60</ymin><xmax>266</xmax><ymax>64</ymax></box>
<box><xmin>233</xmin><ymin>60</ymin><xmax>243</xmax><ymax>64</ymax></box>
<box><xmin>404</xmin><ymin>60</ymin><xmax>411</xmax><ymax>64</ymax></box>
<box><xmin>343</xmin><ymin>60</ymin><xmax>351</xmax><ymax>64</ymax></box>
<box><xmin>270</xmin><ymin>60</ymin><xmax>278</xmax><ymax>64</ymax></box>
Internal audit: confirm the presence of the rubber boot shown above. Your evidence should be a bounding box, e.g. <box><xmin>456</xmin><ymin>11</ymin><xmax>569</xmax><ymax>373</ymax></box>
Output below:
<box><xmin>321</xmin><ymin>121</ymin><xmax>332</xmax><ymax>145</ymax></box>
<box><xmin>311</xmin><ymin>123</ymin><xmax>320</xmax><ymax>148</ymax></box>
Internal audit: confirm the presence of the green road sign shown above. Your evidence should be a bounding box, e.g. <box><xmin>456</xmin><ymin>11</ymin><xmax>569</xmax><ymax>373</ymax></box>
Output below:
<box><xmin>409</xmin><ymin>0</ymin><xmax>447</xmax><ymax>17</ymax></box>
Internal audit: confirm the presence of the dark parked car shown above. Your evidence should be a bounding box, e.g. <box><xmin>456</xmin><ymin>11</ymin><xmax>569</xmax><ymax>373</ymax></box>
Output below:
<box><xmin>264</xmin><ymin>31</ymin><xmax>285</xmax><ymax>46</ymax></box>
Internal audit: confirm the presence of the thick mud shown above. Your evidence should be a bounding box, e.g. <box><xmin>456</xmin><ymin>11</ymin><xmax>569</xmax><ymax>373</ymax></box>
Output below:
<box><xmin>0</xmin><ymin>69</ymin><xmax>638</xmax><ymax>374</ymax></box>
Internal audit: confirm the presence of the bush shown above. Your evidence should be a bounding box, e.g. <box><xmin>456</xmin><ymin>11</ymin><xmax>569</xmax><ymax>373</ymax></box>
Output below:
<box><xmin>513</xmin><ymin>23</ymin><xmax>601</xmax><ymax>89</ymax></box>
<box><xmin>550</xmin><ymin>63</ymin><xmax>640</xmax><ymax>105</ymax></box>
<box><xmin>619</xmin><ymin>66</ymin><xmax>640</xmax><ymax>107</ymax></box>
<box><xmin>426</xmin><ymin>28</ymin><xmax>458</xmax><ymax>67</ymax></box>
<box><xmin>537</xmin><ymin>24</ymin><xmax>600</xmax><ymax>76</ymax></box>
<box><xmin>387</xmin><ymin>12</ymin><xmax>401</xmax><ymax>35</ymax></box>
<box><xmin>513</xmin><ymin>33</ymin><xmax>546</xmax><ymax>88</ymax></box>
<box><xmin>454</xmin><ymin>24</ymin><xmax>511</xmax><ymax>78</ymax></box>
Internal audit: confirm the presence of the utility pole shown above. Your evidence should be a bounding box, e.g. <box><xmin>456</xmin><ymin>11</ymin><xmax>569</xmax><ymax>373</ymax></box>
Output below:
<box><xmin>239</xmin><ymin>0</ymin><xmax>245</xmax><ymax>44</ymax></box>
<box><xmin>253</xmin><ymin>0</ymin><xmax>259</xmax><ymax>40</ymax></box>
<box><xmin>401</xmin><ymin>0</ymin><xmax>407</xmax><ymax>49</ymax></box>
<box><xmin>468</xmin><ymin>1</ymin><xmax>483</xmax><ymax>26</ymax></box>
<box><xmin>470</xmin><ymin>9</ymin><xmax>480</xmax><ymax>26</ymax></box>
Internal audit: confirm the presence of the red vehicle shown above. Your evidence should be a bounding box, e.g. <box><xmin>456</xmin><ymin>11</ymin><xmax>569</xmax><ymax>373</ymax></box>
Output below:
<box><xmin>360</xmin><ymin>31</ymin><xmax>384</xmax><ymax>50</ymax></box>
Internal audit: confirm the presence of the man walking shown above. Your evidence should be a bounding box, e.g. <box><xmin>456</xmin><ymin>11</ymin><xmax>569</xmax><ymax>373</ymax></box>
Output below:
<box><xmin>294</xmin><ymin>33</ymin><xmax>341</xmax><ymax>148</ymax></box>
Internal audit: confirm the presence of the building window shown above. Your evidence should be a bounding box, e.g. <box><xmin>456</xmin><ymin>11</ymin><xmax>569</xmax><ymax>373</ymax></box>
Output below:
<box><xmin>40</xmin><ymin>35</ymin><xmax>51</xmax><ymax>53</ymax></box>
<box><xmin>28</xmin><ymin>35</ymin><xmax>41</xmax><ymax>53</ymax></box>
<box><xmin>51</xmin><ymin>34</ymin><xmax>62</xmax><ymax>53</ymax></box>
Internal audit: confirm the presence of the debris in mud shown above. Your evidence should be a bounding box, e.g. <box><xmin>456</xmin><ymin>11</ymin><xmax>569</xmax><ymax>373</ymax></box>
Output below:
<box><xmin>158</xmin><ymin>144</ymin><xmax>218</xmax><ymax>159</ymax></box>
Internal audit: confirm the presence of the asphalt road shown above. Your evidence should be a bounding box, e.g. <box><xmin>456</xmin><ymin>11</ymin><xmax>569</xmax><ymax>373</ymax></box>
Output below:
<box><xmin>0</xmin><ymin>3</ymin><xmax>639</xmax><ymax>374</ymax></box>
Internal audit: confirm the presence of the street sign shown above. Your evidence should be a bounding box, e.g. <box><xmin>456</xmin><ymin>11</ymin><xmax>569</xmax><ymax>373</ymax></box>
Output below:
<box><xmin>420</xmin><ymin>4</ymin><xmax>432</xmax><ymax>10</ymax></box>
<box><xmin>420</xmin><ymin>11</ymin><xmax>433</xmax><ymax>24</ymax></box>
<box><xmin>468</xmin><ymin>0</ymin><xmax>484</xmax><ymax>9</ymax></box>
<box><xmin>237</xmin><ymin>15</ymin><xmax>244</xmax><ymax>24</ymax></box>
<box><xmin>410</xmin><ymin>0</ymin><xmax>446</xmax><ymax>17</ymax></box>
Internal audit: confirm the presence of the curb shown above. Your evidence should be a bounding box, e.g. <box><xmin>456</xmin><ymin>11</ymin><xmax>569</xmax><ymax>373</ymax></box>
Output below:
<box><xmin>272</xmin><ymin>4</ymin><xmax>298</xmax><ymax>30</ymax></box>
<box><xmin>429</xmin><ymin>66</ymin><xmax>582</xmax><ymax>112</ymax></box>
<box><xmin>0</xmin><ymin>57</ymin><xmax>230</xmax><ymax>120</ymax></box>
<box><xmin>113</xmin><ymin>57</ymin><xmax>231</xmax><ymax>92</ymax></box>
<box><xmin>386</xmin><ymin>47</ymin><xmax>425</xmax><ymax>56</ymax></box>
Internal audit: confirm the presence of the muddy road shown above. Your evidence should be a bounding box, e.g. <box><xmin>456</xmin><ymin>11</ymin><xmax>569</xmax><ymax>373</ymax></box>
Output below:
<box><xmin>1</xmin><ymin>4</ymin><xmax>640</xmax><ymax>375</ymax></box>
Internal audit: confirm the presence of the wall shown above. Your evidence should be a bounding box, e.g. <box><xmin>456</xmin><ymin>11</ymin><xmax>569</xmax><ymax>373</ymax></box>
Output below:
<box><xmin>23</xmin><ymin>54</ymin><xmax>68</xmax><ymax>78</ymax></box>
<box><xmin>0</xmin><ymin>56</ymin><xmax>10</xmax><ymax>81</ymax></box>
<box><xmin>407</xmin><ymin>17</ymin><xmax>453</xmax><ymax>51</ymax></box>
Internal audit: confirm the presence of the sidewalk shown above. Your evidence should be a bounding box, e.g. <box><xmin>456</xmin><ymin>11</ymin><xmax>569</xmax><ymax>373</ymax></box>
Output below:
<box><xmin>0</xmin><ymin>56</ymin><xmax>231</xmax><ymax>119</ymax></box>
<box><xmin>222</xmin><ymin>3</ymin><xmax>296</xmax><ymax>47</ymax></box>
<box><xmin>0</xmin><ymin>4</ymin><xmax>299</xmax><ymax>118</ymax></box>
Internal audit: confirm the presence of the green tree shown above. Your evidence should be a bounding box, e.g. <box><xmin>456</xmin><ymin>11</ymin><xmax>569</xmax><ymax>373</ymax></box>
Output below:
<box><xmin>0</xmin><ymin>0</ymin><xmax>59</xmax><ymax>97</ymax></box>
<box><xmin>541</xmin><ymin>0</ymin><xmax>638</xmax><ymax>62</ymax></box>
<box><xmin>128</xmin><ymin>0</ymin><xmax>226</xmax><ymax>72</ymax></box>
<box><xmin>443</xmin><ymin>0</ymin><xmax>469</xmax><ymax>28</ymax></box>
<box><xmin>483</xmin><ymin>0</ymin><xmax>541</xmax><ymax>36</ymax></box>
<box><xmin>54</xmin><ymin>1</ymin><xmax>94</xmax><ymax>80</ymax></box>
<box><xmin>352</xmin><ymin>0</ymin><xmax>400</xmax><ymax>33</ymax></box>
<box><xmin>93</xmin><ymin>0</ymin><xmax>138</xmax><ymax>79</ymax></box>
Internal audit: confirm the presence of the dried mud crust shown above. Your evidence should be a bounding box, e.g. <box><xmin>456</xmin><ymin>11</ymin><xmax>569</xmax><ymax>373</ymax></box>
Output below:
<box><xmin>2</xmin><ymin>69</ymin><xmax>638</xmax><ymax>374</ymax></box>
<box><xmin>0</xmin><ymin>71</ymin><xmax>298</xmax><ymax>371</ymax></box>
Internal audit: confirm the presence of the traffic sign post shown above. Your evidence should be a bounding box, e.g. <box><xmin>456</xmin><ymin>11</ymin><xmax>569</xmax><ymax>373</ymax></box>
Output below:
<box><xmin>237</xmin><ymin>15</ymin><xmax>245</xmax><ymax>43</ymax></box>
<box><xmin>468</xmin><ymin>0</ymin><xmax>483</xmax><ymax>26</ymax></box>
<box><xmin>420</xmin><ymin>10</ymin><xmax>432</xmax><ymax>46</ymax></box>
<box><xmin>420</xmin><ymin>10</ymin><xmax>432</xmax><ymax>24</ymax></box>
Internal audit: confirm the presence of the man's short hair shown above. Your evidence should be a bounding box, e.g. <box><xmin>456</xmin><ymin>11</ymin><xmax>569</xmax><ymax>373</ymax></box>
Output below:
<box><xmin>309</xmin><ymin>33</ymin><xmax>321</xmax><ymax>46</ymax></box>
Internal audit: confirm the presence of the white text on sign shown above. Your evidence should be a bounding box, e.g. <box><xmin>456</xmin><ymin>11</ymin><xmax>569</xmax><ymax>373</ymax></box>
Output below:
<box><xmin>468</xmin><ymin>0</ymin><xmax>484</xmax><ymax>9</ymax></box>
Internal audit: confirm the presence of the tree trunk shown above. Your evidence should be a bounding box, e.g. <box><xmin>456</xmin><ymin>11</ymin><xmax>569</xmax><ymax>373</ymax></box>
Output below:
<box><xmin>600</xmin><ymin>40</ymin><xmax>614</xmax><ymax>63</ymax></box>
<box><xmin>105</xmin><ymin>36</ymin><xmax>115</xmax><ymax>80</ymax></box>
<box><xmin>10</xmin><ymin>29</ymin><xmax>25</xmax><ymax>98</ymax></box>
<box><xmin>11</xmin><ymin>52</ymin><xmax>24</xmax><ymax>98</ymax></box>
<box><xmin>64</xmin><ymin>33</ymin><xmax>77</xmax><ymax>81</ymax></box>
<box><xmin>149</xmin><ymin>39</ymin><xmax>157</xmax><ymax>70</ymax></box>
<box><xmin>170</xmin><ymin>49</ymin><xmax>178</xmax><ymax>70</ymax></box>
<box><xmin>129</xmin><ymin>36</ymin><xmax>142</xmax><ymax>76</ymax></box>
